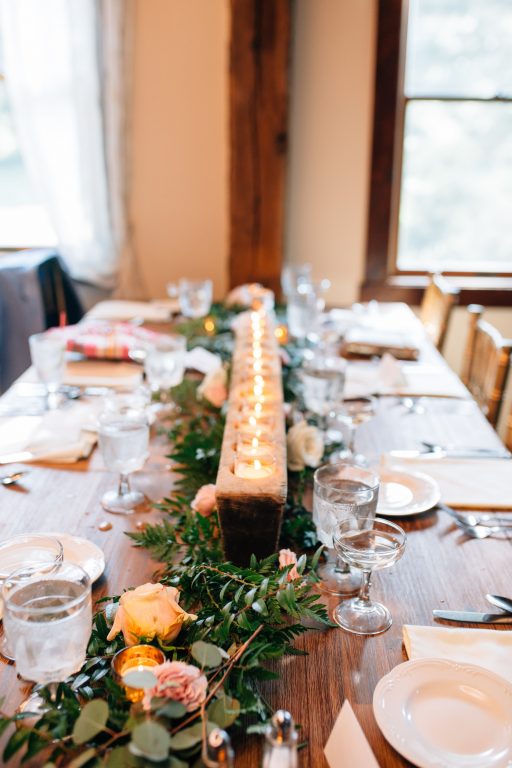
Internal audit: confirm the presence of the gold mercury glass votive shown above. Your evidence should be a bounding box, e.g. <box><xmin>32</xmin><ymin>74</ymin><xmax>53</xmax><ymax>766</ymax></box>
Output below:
<box><xmin>111</xmin><ymin>644</ymin><xmax>165</xmax><ymax>703</ymax></box>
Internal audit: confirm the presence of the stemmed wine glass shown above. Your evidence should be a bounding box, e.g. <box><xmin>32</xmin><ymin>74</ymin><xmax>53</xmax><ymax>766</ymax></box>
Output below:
<box><xmin>312</xmin><ymin>463</ymin><xmax>379</xmax><ymax>595</ymax></box>
<box><xmin>2</xmin><ymin>561</ymin><xmax>92</xmax><ymax>715</ymax></box>
<box><xmin>98</xmin><ymin>399</ymin><xmax>150</xmax><ymax>514</ymax></box>
<box><xmin>333</xmin><ymin>516</ymin><xmax>406</xmax><ymax>635</ymax></box>
<box><xmin>326</xmin><ymin>396</ymin><xmax>377</xmax><ymax>465</ymax></box>
<box><xmin>28</xmin><ymin>332</ymin><xmax>67</xmax><ymax>410</ymax></box>
<box><xmin>301</xmin><ymin>353</ymin><xmax>346</xmax><ymax>432</ymax></box>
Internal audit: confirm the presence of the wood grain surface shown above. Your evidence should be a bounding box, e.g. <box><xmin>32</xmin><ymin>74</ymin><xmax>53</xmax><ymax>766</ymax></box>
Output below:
<box><xmin>1</xmin><ymin>329</ymin><xmax>512</xmax><ymax>766</ymax></box>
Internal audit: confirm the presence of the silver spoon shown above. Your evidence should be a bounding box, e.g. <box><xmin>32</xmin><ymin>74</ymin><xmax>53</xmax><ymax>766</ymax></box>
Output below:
<box><xmin>0</xmin><ymin>471</ymin><xmax>27</xmax><ymax>486</ymax></box>
<box><xmin>437</xmin><ymin>502</ymin><xmax>512</xmax><ymax>529</ymax></box>
<box><xmin>486</xmin><ymin>594</ymin><xmax>512</xmax><ymax>614</ymax></box>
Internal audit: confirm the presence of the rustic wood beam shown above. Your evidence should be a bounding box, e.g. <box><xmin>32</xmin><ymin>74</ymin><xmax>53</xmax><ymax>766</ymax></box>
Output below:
<box><xmin>229</xmin><ymin>0</ymin><xmax>291</xmax><ymax>297</ymax></box>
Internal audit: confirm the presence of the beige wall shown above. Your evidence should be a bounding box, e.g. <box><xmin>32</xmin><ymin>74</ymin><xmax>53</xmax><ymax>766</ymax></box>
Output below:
<box><xmin>130</xmin><ymin>0</ymin><xmax>229</xmax><ymax>300</ymax></box>
<box><xmin>285</xmin><ymin>0</ymin><xmax>377</xmax><ymax>306</ymax></box>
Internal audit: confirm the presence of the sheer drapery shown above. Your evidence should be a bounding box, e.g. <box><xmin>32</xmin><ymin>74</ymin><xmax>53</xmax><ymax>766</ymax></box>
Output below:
<box><xmin>1</xmin><ymin>0</ymin><xmax>145</xmax><ymax>296</ymax></box>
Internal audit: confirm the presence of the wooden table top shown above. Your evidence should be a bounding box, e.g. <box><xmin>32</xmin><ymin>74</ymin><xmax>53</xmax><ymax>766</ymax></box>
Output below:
<box><xmin>1</xmin><ymin>308</ymin><xmax>511</xmax><ymax>767</ymax></box>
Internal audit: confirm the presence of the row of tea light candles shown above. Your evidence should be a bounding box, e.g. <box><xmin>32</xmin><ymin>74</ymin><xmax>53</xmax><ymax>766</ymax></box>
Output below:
<box><xmin>233</xmin><ymin>310</ymin><xmax>279</xmax><ymax>480</ymax></box>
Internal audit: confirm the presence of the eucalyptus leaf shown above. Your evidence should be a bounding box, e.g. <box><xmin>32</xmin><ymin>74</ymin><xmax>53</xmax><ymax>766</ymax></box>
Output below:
<box><xmin>72</xmin><ymin>700</ymin><xmax>109</xmax><ymax>745</ymax></box>
<box><xmin>190</xmin><ymin>640</ymin><xmax>223</xmax><ymax>668</ymax></box>
<box><xmin>122</xmin><ymin>669</ymin><xmax>158</xmax><ymax>690</ymax></box>
<box><xmin>208</xmin><ymin>695</ymin><xmax>240</xmax><ymax>728</ymax></box>
<box><xmin>153</xmin><ymin>699</ymin><xmax>187</xmax><ymax>719</ymax></box>
<box><xmin>131</xmin><ymin>721</ymin><xmax>171</xmax><ymax>762</ymax></box>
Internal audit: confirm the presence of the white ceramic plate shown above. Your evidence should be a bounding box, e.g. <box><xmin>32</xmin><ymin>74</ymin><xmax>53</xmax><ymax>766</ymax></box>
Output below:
<box><xmin>48</xmin><ymin>533</ymin><xmax>105</xmax><ymax>583</ymax></box>
<box><xmin>377</xmin><ymin>469</ymin><xmax>440</xmax><ymax>516</ymax></box>
<box><xmin>373</xmin><ymin>658</ymin><xmax>512</xmax><ymax>768</ymax></box>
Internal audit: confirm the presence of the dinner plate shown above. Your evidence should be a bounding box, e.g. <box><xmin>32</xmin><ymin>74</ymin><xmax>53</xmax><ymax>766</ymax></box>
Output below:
<box><xmin>377</xmin><ymin>468</ymin><xmax>440</xmax><ymax>516</ymax></box>
<box><xmin>373</xmin><ymin>658</ymin><xmax>512</xmax><ymax>768</ymax></box>
<box><xmin>47</xmin><ymin>532</ymin><xmax>105</xmax><ymax>583</ymax></box>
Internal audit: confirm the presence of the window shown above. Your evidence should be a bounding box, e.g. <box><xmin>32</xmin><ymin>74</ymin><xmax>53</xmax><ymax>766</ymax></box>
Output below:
<box><xmin>0</xmin><ymin>26</ymin><xmax>56</xmax><ymax>248</ymax></box>
<box><xmin>364</xmin><ymin>0</ymin><xmax>512</xmax><ymax>303</ymax></box>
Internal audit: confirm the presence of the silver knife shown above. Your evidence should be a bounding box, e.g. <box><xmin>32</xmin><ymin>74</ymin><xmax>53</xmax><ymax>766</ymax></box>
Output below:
<box><xmin>433</xmin><ymin>609</ymin><xmax>512</xmax><ymax>624</ymax></box>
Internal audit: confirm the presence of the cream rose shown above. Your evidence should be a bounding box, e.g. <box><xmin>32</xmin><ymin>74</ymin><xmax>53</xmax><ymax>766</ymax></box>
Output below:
<box><xmin>197</xmin><ymin>367</ymin><xmax>228</xmax><ymax>408</ymax></box>
<box><xmin>106</xmin><ymin>583</ymin><xmax>196</xmax><ymax>646</ymax></box>
<box><xmin>286</xmin><ymin>420</ymin><xmax>324</xmax><ymax>472</ymax></box>
<box><xmin>278</xmin><ymin>548</ymin><xmax>300</xmax><ymax>581</ymax></box>
<box><xmin>191</xmin><ymin>483</ymin><xmax>217</xmax><ymax>517</ymax></box>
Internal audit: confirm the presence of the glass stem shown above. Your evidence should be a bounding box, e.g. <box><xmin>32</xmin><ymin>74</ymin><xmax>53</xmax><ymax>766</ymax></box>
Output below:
<box><xmin>357</xmin><ymin>570</ymin><xmax>372</xmax><ymax>603</ymax></box>
<box><xmin>118</xmin><ymin>474</ymin><xmax>131</xmax><ymax>497</ymax></box>
<box><xmin>348</xmin><ymin>423</ymin><xmax>357</xmax><ymax>454</ymax></box>
<box><xmin>334</xmin><ymin>552</ymin><xmax>350</xmax><ymax>575</ymax></box>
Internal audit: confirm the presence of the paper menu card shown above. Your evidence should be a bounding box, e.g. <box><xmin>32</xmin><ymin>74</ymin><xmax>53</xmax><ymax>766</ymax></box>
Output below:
<box><xmin>324</xmin><ymin>700</ymin><xmax>380</xmax><ymax>768</ymax></box>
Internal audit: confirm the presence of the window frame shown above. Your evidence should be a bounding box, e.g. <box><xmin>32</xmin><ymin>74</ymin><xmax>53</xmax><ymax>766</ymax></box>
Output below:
<box><xmin>362</xmin><ymin>0</ymin><xmax>512</xmax><ymax>306</ymax></box>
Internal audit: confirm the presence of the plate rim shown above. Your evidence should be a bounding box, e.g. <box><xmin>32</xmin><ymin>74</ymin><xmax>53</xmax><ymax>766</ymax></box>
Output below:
<box><xmin>46</xmin><ymin>531</ymin><xmax>105</xmax><ymax>583</ymax></box>
<box><xmin>377</xmin><ymin>468</ymin><xmax>441</xmax><ymax>516</ymax></box>
<box><xmin>373</xmin><ymin>657</ymin><xmax>512</xmax><ymax>768</ymax></box>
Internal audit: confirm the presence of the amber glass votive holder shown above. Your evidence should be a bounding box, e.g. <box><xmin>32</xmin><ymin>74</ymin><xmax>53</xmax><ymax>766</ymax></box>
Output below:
<box><xmin>111</xmin><ymin>644</ymin><xmax>165</xmax><ymax>703</ymax></box>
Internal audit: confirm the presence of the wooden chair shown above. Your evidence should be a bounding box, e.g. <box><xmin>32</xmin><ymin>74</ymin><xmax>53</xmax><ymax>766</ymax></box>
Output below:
<box><xmin>419</xmin><ymin>273</ymin><xmax>459</xmax><ymax>351</ymax></box>
<box><xmin>461</xmin><ymin>305</ymin><xmax>512</xmax><ymax>427</ymax></box>
<box><xmin>506</xmin><ymin>404</ymin><xmax>512</xmax><ymax>452</ymax></box>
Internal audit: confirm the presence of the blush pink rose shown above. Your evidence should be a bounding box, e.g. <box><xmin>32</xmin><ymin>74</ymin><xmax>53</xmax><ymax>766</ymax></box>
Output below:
<box><xmin>278</xmin><ymin>548</ymin><xmax>300</xmax><ymax>582</ymax></box>
<box><xmin>143</xmin><ymin>661</ymin><xmax>207</xmax><ymax>712</ymax></box>
<box><xmin>191</xmin><ymin>484</ymin><xmax>217</xmax><ymax>517</ymax></box>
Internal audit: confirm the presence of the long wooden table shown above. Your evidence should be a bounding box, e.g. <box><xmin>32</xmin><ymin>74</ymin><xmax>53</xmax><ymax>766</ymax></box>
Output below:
<box><xmin>1</xmin><ymin>308</ymin><xmax>511</xmax><ymax>767</ymax></box>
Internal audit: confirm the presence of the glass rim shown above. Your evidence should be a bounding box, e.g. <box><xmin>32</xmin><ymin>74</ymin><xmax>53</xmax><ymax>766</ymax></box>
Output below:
<box><xmin>3</xmin><ymin>561</ymin><xmax>91</xmax><ymax>616</ymax></box>
<box><xmin>334</xmin><ymin>516</ymin><xmax>406</xmax><ymax>541</ymax></box>
<box><xmin>313</xmin><ymin>462</ymin><xmax>380</xmax><ymax>492</ymax></box>
<box><xmin>28</xmin><ymin>331</ymin><xmax>66</xmax><ymax>345</ymax></box>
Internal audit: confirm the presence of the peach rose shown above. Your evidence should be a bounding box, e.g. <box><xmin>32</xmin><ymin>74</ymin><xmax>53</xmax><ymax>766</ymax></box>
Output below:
<box><xmin>197</xmin><ymin>367</ymin><xmax>228</xmax><ymax>408</ymax></box>
<box><xmin>143</xmin><ymin>661</ymin><xmax>207</xmax><ymax>712</ymax></box>
<box><xmin>286</xmin><ymin>420</ymin><xmax>324</xmax><ymax>472</ymax></box>
<box><xmin>278</xmin><ymin>549</ymin><xmax>300</xmax><ymax>581</ymax></box>
<box><xmin>191</xmin><ymin>484</ymin><xmax>217</xmax><ymax>517</ymax></box>
<box><xmin>106</xmin><ymin>583</ymin><xmax>196</xmax><ymax>646</ymax></box>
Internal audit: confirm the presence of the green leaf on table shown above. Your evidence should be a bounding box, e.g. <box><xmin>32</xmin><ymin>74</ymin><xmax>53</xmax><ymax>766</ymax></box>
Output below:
<box><xmin>131</xmin><ymin>721</ymin><xmax>171</xmax><ymax>762</ymax></box>
<box><xmin>169</xmin><ymin>722</ymin><xmax>215</xmax><ymax>752</ymax></box>
<box><xmin>68</xmin><ymin>747</ymin><xmax>97</xmax><ymax>767</ymax></box>
<box><xmin>251</xmin><ymin>599</ymin><xmax>268</xmax><ymax>616</ymax></box>
<box><xmin>169</xmin><ymin>757</ymin><xmax>188</xmax><ymax>768</ymax></box>
<box><xmin>122</xmin><ymin>669</ymin><xmax>158</xmax><ymax>690</ymax></box>
<box><xmin>190</xmin><ymin>640</ymin><xmax>222</xmax><ymax>668</ymax></box>
<box><xmin>153</xmin><ymin>699</ymin><xmax>187</xmax><ymax>719</ymax></box>
<box><xmin>107</xmin><ymin>746</ymin><xmax>138</xmax><ymax>767</ymax></box>
<box><xmin>208</xmin><ymin>695</ymin><xmax>240</xmax><ymax>728</ymax></box>
<box><xmin>72</xmin><ymin>700</ymin><xmax>109</xmax><ymax>745</ymax></box>
<box><xmin>3</xmin><ymin>727</ymin><xmax>31</xmax><ymax>762</ymax></box>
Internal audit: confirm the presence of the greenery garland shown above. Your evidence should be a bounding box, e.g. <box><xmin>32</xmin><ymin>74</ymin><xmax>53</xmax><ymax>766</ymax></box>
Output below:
<box><xmin>0</xmin><ymin>303</ymin><xmax>331</xmax><ymax>767</ymax></box>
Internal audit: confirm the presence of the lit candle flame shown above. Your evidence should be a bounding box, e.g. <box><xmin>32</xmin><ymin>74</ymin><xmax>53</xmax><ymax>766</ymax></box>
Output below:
<box><xmin>254</xmin><ymin>459</ymin><xmax>262</xmax><ymax>471</ymax></box>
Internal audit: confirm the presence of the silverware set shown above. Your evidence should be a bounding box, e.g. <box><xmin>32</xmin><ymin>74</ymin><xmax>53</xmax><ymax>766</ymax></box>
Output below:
<box><xmin>437</xmin><ymin>502</ymin><xmax>512</xmax><ymax>539</ymax></box>
<box><xmin>434</xmin><ymin>594</ymin><xmax>512</xmax><ymax>624</ymax></box>
<box><xmin>0</xmin><ymin>472</ymin><xmax>27</xmax><ymax>487</ymax></box>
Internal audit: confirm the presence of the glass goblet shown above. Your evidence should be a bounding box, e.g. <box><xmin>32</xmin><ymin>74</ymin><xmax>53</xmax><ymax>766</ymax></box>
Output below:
<box><xmin>144</xmin><ymin>334</ymin><xmax>186</xmax><ymax>412</ymax></box>
<box><xmin>333</xmin><ymin>516</ymin><xmax>406</xmax><ymax>635</ymax></box>
<box><xmin>28</xmin><ymin>332</ymin><xmax>67</xmax><ymax>410</ymax></box>
<box><xmin>301</xmin><ymin>354</ymin><xmax>346</xmax><ymax>433</ymax></box>
<box><xmin>0</xmin><ymin>534</ymin><xmax>64</xmax><ymax>661</ymax></box>
<box><xmin>98</xmin><ymin>406</ymin><xmax>149</xmax><ymax>514</ymax></box>
<box><xmin>327</xmin><ymin>396</ymin><xmax>377</xmax><ymax>465</ymax></box>
<box><xmin>2</xmin><ymin>561</ymin><xmax>92</xmax><ymax>714</ymax></box>
<box><xmin>179</xmin><ymin>278</ymin><xmax>213</xmax><ymax>318</ymax></box>
<box><xmin>312</xmin><ymin>463</ymin><xmax>379</xmax><ymax>596</ymax></box>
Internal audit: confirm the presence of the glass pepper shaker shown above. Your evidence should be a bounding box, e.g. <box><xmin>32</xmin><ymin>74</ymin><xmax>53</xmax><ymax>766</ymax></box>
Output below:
<box><xmin>204</xmin><ymin>727</ymin><xmax>235</xmax><ymax>768</ymax></box>
<box><xmin>262</xmin><ymin>710</ymin><xmax>298</xmax><ymax>768</ymax></box>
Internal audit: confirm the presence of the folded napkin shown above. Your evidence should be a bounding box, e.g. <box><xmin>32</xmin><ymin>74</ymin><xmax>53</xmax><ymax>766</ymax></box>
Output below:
<box><xmin>0</xmin><ymin>402</ymin><xmax>99</xmax><ymax>463</ymax></box>
<box><xmin>343</xmin><ymin>327</ymin><xmax>420</xmax><ymax>361</ymax></box>
<box><xmin>87</xmin><ymin>300</ymin><xmax>171</xmax><ymax>323</ymax></box>
<box><xmin>325</xmin><ymin>700</ymin><xmax>379</xmax><ymax>768</ymax></box>
<box><xmin>64</xmin><ymin>360</ymin><xmax>143</xmax><ymax>389</ymax></box>
<box><xmin>403</xmin><ymin>625</ymin><xmax>512</xmax><ymax>683</ymax></box>
<box><xmin>185</xmin><ymin>347</ymin><xmax>222</xmax><ymax>375</ymax></box>
<box><xmin>60</xmin><ymin>322</ymin><xmax>164</xmax><ymax>361</ymax></box>
<box><xmin>345</xmin><ymin>355</ymin><xmax>469</xmax><ymax>400</ymax></box>
<box><xmin>386</xmin><ymin>457</ymin><xmax>512</xmax><ymax>509</ymax></box>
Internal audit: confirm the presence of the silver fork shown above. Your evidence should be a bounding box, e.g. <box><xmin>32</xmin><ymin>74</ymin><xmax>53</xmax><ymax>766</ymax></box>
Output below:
<box><xmin>437</xmin><ymin>502</ymin><xmax>512</xmax><ymax>529</ymax></box>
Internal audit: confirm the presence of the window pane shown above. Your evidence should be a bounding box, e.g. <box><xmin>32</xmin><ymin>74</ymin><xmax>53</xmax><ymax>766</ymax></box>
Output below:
<box><xmin>406</xmin><ymin>0</ymin><xmax>512</xmax><ymax>98</ymax></box>
<box><xmin>397</xmin><ymin>101</ymin><xmax>512</xmax><ymax>272</ymax></box>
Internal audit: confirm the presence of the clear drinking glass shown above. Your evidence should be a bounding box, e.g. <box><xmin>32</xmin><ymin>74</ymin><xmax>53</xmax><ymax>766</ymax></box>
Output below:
<box><xmin>28</xmin><ymin>332</ymin><xmax>66</xmax><ymax>409</ymax></box>
<box><xmin>313</xmin><ymin>463</ymin><xmax>379</xmax><ymax>595</ymax></box>
<box><xmin>0</xmin><ymin>534</ymin><xmax>64</xmax><ymax>661</ymax></box>
<box><xmin>281</xmin><ymin>263</ymin><xmax>312</xmax><ymax>298</ymax></box>
<box><xmin>144</xmin><ymin>334</ymin><xmax>186</xmax><ymax>399</ymax></box>
<box><xmin>179</xmin><ymin>279</ymin><xmax>213</xmax><ymax>318</ymax></box>
<box><xmin>98</xmin><ymin>406</ymin><xmax>149</xmax><ymax>514</ymax></box>
<box><xmin>333</xmin><ymin>517</ymin><xmax>406</xmax><ymax>635</ymax></box>
<box><xmin>302</xmin><ymin>354</ymin><xmax>346</xmax><ymax>431</ymax></box>
<box><xmin>3</xmin><ymin>561</ymin><xmax>92</xmax><ymax>711</ymax></box>
<box><xmin>327</xmin><ymin>396</ymin><xmax>377</xmax><ymax>464</ymax></box>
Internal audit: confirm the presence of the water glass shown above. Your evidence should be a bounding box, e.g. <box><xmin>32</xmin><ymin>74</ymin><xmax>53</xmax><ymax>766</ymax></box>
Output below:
<box><xmin>302</xmin><ymin>355</ymin><xmax>346</xmax><ymax>426</ymax></box>
<box><xmin>3</xmin><ymin>561</ymin><xmax>91</xmax><ymax>703</ymax></box>
<box><xmin>98</xmin><ymin>406</ymin><xmax>149</xmax><ymax>514</ymax></box>
<box><xmin>144</xmin><ymin>334</ymin><xmax>186</xmax><ymax>395</ymax></box>
<box><xmin>281</xmin><ymin>263</ymin><xmax>312</xmax><ymax>298</ymax></box>
<box><xmin>313</xmin><ymin>463</ymin><xmax>379</xmax><ymax>595</ymax></box>
<box><xmin>333</xmin><ymin>517</ymin><xmax>406</xmax><ymax>635</ymax></box>
<box><xmin>327</xmin><ymin>396</ymin><xmax>377</xmax><ymax>464</ymax></box>
<box><xmin>179</xmin><ymin>279</ymin><xmax>213</xmax><ymax>318</ymax></box>
<box><xmin>287</xmin><ymin>287</ymin><xmax>320</xmax><ymax>340</ymax></box>
<box><xmin>29</xmin><ymin>332</ymin><xmax>66</xmax><ymax>408</ymax></box>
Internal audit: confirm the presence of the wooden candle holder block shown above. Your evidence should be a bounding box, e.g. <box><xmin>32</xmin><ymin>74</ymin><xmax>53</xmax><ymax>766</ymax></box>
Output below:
<box><xmin>216</xmin><ymin>311</ymin><xmax>287</xmax><ymax>565</ymax></box>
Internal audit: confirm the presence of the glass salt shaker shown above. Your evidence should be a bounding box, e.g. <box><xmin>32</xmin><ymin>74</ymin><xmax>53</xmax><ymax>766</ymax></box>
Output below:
<box><xmin>204</xmin><ymin>727</ymin><xmax>235</xmax><ymax>768</ymax></box>
<box><xmin>262</xmin><ymin>710</ymin><xmax>298</xmax><ymax>768</ymax></box>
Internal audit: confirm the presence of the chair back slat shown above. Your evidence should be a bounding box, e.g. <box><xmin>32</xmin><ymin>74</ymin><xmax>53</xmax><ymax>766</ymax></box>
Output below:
<box><xmin>420</xmin><ymin>274</ymin><xmax>459</xmax><ymax>351</ymax></box>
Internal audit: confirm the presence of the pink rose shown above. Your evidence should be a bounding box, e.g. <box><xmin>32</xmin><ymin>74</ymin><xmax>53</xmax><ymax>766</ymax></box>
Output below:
<box><xmin>143</xmin><ymin>661</ymin><xmax>207</xmax><ymax>712</ymax></box>
<box><xmin>197</xmin><ymin>367</ymin><xmax>228</xmax><ymax>408</ymax></box>
<box><xmin>278</xmin><ymin>549</ymin><xmax>300</xmax><ymax>582</ymax></box>
<box><xmin>191</xmin><ymin>484</ymin><xmax>217</xmax><ymax>517</ymax></box>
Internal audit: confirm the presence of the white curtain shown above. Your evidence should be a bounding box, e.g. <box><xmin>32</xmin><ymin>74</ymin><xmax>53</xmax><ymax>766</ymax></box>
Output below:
<box><xmin>1</xmin><ymin>0</ymin><xmax>145</xmax><ymax>295</ymax></box>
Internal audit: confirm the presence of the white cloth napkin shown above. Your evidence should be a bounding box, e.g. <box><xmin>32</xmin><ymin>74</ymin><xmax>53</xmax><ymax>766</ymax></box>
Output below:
<box><xmin>185</xmin><ymin>348</ymin><xmax>222</xmax><ymax>375</ymax></box>
<box><xmin>0</xmin><ymin>402</ymin><xmax>98</xmax><ymax>463</ymax></box>
<box><xmin>385</xmin><ymin>457</ymin><xmax>512</xmax><ymax>509</ymax></box>
<box><xmin>87</xmin><ymin>300</ymin><xmax>171</xmax><ymax>323</ymax></box>
<box><xmin>64</xmin><ymin>360</ymin><xmax>143</xmax><ymax>389</ymax></box>
<box><xmin>403</xmin><ymin>625</ymin><xmax>512</xmax><ymax>683</ymax></box>
<box><xmin>324</xmin><ymin>700</ymin><xmax>380</xmax><ymax>768</ymax></box>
